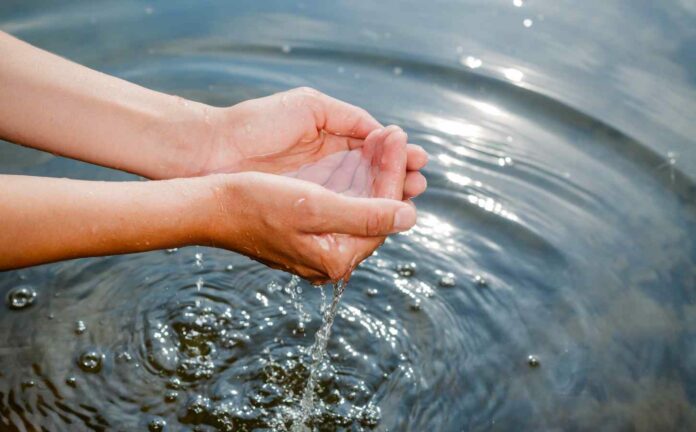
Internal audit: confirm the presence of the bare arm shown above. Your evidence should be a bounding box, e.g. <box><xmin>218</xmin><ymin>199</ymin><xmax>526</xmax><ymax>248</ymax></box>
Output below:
<box><xmin>0</xmin><ymin>31</ymin><xmax>213</xmax><ymax>179</ymax></box>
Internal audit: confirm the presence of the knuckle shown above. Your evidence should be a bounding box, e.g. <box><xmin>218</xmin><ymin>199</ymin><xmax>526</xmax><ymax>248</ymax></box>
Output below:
<box><xmin>293</xmin><ymin>86</ymin><xmax>321</xmax><ymax>98</ymax></box>
<box><xmin>364</xmin><ymin>210</ymin><xmax>386</xmax><ymax>236</ymax></box>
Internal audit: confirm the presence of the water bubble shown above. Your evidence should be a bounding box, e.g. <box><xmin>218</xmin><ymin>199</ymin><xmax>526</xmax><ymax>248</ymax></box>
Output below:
<box><xmin>66</xmin><ymin>376</ymin><xmax>77</xmax><ymax>387</ymax></box>
<box><xmin>166</xmin><ymin>376</ymin><xmax>182</xmax><ymax>389</ymax></box>
<box><xmin>78</xmin><ymin>350</ymin><xmax>104</xmax><ymax>373</ymax></box>
<box><xmin>365</xmin><ymin>287</ymin><xmax>379</xmax><ymax>297</ymax></box>
<box><xmin>116</xmin><ymin>351</ymin><xmax>133</xmax><ymax>363</ymax></box>
<box><xmin>165</xmin><ymin>390</ymin><xmax>179</xmax><ymax>403</ymax></box>
<box><xmin>148</xmin><ymin>417</ymin><xmax>166</xmax><ymax>432</ymax></box>
<box><xmin>6</xmin><ymin>286</ymin><xmax>37</xmax><ymax>310</ymax></box>
<box><xmin>396</xmin><ymin>262</ymin><xmax>417</xmax><ymax>277</ymax></box>
<box><xmin>527</xmin><ymin>355</ymin><xmax>540</xmax><ymax>367</ymax></box>
<box><xmin>438</xmin><ymin>274</ymin><xmax>456</xmax><ymax>287</ymax></box>
<box><xmin>473</xmin><ymin>274</ymin><xmax>488</xmax><ymax>287</ymax></box>
<box><xmin>21</xmin><ymin>379</ymin><xmax>35</xmax><ymax>389</ymax></box>
<box><xmin>409</xmin><ymin>298</ymin><xmax>422</xmax><ymax>311</ymax></box>
<box><xmin>523</xmin><ymin>18</ymin><xmax>533</xmax><ymax>28</ymax></box>
<box><xmin>225</xmin><ymin>264</ymin><xmax>234</xmax><ymax>272</ymax></box>
<box><xmin>74</xmin><ymin>320</ymin><xmax>87</xmax><ymax>335</ymax></box>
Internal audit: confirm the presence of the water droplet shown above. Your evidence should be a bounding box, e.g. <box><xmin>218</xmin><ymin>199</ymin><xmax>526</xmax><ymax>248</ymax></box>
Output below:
<box><xmin>74</xmin><ymin>320</ymin><xmax>87</xmax><ymax>335</ymax></box>
<box><xmin>393</xmin><ymin>66</ymin><xmax>403</xmax><ymax>75</ymax></box>
<box><xmin>439</xmin><ymin>274</ymin><xmax>456</xmax><ymax>287</ymax></box>
<box><xmin>66</xmin><ymin>376</ymin><xmax>77</xmax><ymax>387</ymax></box>
<box><xmin>78</xmin><ymin>350</ymin><xmax>104</xmax><ymax>373</ymax></box>
<box><xmin>366</xmin><ymin>288</ymin><xmax>379</xmax><ymax>297</ymax></box>
<box><xmin>281</xmin><ymin>44</ymin><xmax>292</xmax><ymax>53</ymax></box>
<box><xmin>21</xmin><ymin>379</ymin><xmax>35</xmax><ymax>389</ymax></box>
<box><xmin>148</xmin><ymin>417</ymin><xmax>166</xmax><ymax>432</ymax></box>
<box><xmin>523</xmin><ymin>18</ymin><xmax>533</xmax><ymax>28</ymax></box>
<box><xmin>396</xmin><ymin>262</ymin><xmax>417</xmax><ymax>277</ymax></box>
<box><xmin>116</xmin><ymin>351</ymin><xmax>133</xmax><ymax>363</ymax></box>
<box><xmin>527</xmin><ymin>355</ymin><xmax>540</xmax><ymax>367</ymax></box>
<box><xmin>6</xmin><ymin>286</ymin><xmax>37</xmax><ymax>310</ymax></box>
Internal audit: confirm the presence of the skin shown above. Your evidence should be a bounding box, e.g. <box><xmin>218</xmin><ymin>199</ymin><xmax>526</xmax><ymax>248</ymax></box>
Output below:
<box><xmin>0</xmin><ymin>31</ymin><xmax>428</xmax><ymax>283</ymax></box>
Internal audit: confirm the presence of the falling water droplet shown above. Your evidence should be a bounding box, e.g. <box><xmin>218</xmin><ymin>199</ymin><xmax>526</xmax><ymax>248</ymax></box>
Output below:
<box><xmin>6</xmin><ymin>286</ymin><xmax>37</xmax><ymax>310</ymax></box>
<box><xmin>78</xmin><ymin>350</ymin><xmax>104</xmax><ymax>373</ymax></box>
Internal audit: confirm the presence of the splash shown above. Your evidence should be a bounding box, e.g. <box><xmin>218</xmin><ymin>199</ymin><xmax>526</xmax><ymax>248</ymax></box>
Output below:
<box><xmin>292</xmin><ymin>280</ymin><xmax>347</xmax><ymax>431</ymax></box>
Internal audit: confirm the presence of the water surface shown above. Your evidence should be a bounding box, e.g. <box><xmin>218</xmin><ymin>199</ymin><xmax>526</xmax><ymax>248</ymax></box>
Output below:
<box><xmin>1</xmin><ymin>1</ymin><xmax>696</xmax><ymax>431</ymax></box>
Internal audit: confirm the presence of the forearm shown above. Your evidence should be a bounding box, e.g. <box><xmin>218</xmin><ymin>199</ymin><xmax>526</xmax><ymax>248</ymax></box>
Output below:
<box><xmin>0</xmin><ymin>175</ymin><xmax>214</xmax><ymax>269</ymax></box>
<box><xmin>0</xmin><ymin>31</ymin><xmax>215</xmax><ymax>179</ymax></box>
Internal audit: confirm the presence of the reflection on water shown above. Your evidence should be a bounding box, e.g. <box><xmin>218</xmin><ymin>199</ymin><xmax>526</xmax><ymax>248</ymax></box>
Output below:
<box><xmin>1</xmin><ymin>0</ymin><xmax>696</xmax><ymax>431</ymax></box>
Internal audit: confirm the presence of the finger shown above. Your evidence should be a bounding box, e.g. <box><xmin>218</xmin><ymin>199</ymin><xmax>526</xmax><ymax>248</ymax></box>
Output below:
<box><xmin>298</xmin><ymin>87</ymin><xmax>382</xmax><ymax>138</ymax></box>
<box><xmin>301</xmin><ymin>193</ymin><xmax>417</xmax><ymax>236</ymax></box>
<box><xmin>407</xmin><ymin>144</ymin><xmax>428</xmax><ymax>171</ymax></box>
<box><xmin>403</xmin><ymin>171</ymin><xmax>427</xmax><ymax>199</ymax></box>
<box><xmin>370</xmin><ymin>126</ymin><xmax>408</xmax><ymax>200</ymax></box>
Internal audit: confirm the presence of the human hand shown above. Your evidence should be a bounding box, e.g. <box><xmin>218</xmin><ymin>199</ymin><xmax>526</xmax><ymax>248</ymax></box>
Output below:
<box><xmin>206</xmin><ymin>126</ymin><xmax>415</xmax><ymax>283</ymax></box>
<box><xmin>199</xmin><ymin>87</ymin><xmax>428</xmax><ymax>200</ymax></box>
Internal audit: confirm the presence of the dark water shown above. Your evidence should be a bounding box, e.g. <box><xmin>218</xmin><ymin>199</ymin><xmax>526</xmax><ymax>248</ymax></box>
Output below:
<box><xmin>2</xmin><ymin>1</ymin><xmax>696</xmax><ymax>431</ymax></box>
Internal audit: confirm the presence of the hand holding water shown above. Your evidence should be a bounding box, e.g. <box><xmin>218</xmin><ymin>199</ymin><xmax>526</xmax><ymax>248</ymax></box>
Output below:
<box><xmin>207</xmin><ymin>126</ymin><xmax>415</xmax><ymax>283</ymax></box>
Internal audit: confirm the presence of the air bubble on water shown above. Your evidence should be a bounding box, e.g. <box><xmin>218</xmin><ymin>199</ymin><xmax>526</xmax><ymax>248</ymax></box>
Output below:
<box><xmin>409</xmin><ymin>298</ymin><xmax>422</xmax><ymax>311</ymax></box>
<box><xmin>21</xmin><ymin>379</ymin><xmax>35</xmax><ymax>389</ymax></box>
<box><xmin>148</xmin><ymin>417</ymin><xmax>166</xmax><ymax>432</ymax></box>
<box><xmin>527</xmin><ymin>355</ymin><xmax>540</xmax><ymax>367</ymax></box>
<box><xmin>523</xmin><ymin>18</ymin><xmax>533</xmax><ymax>28</ymax></box>
<box><xmin>396</xmin><ymin>262</ymin><xmax>417</xmax><ymax>277</ymax></box>
<box><xmin>78</xmin><ymin>350</ymin><xmax>104</xmax><ymax>373</ymax></box>
<box><xmin>165</xmin><ymin>390</ymin><xmax>179</xmax><ymax>403</ymax></box>
<box><xmin>66</xmin><ymin>376</ymin><xmax>77</xmax><ymax>387</ymax></box>
<box><xmin>438</xmin><ymin>274</ymin><xmax>456</xmax><ymax>287</ymax></box>
<box><xmin>473</xmin><ymin>274</ymin><xmax>488</xmax><ymax>287</ymax></box>
<box><xmin>393</xmin><ymin>66</ymin><xmax>403</xmax><ymax>75</ymax></box>
<box><xmin>225</xmin><ymin>264</ymin><xmax>234</xmax><ymax>272</ymax></box>
<box><xmin>116</xmin><ymin>351</ymin><xmax>133</xmax><ymax>363</ymax></box>
<box><xmin>6</xmin><ymin>286</ymin><xmax>37</xmax><ymax>310</ymax></box>
<box><xmin>366</xmin><ymin>287</ymin><xmax>379</xmax><ymax>297</ymax></box>
<box><xmin>281</xmin><ymin>44</ymin><xmax>292</xmax><ymax>53</ymax></box>
<box><xmin>167</xmin><ymin>376</ymin><xmax>182</xmax><ymax>389</ymax></box>
<box><xmin>74</xmin><ymin>320</ymin><xmax>87</xmax><ymax>335</ymax></box>
<box><xmin>194</xmin><ymin>252</ymin><xmax>203</xmax><ymax>267</ymax></box>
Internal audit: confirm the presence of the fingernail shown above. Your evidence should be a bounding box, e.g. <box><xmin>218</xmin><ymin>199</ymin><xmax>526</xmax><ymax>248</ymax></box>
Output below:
<box><xmin>394</xmin><ymin>206</ymin><xmax>416</xmax><ymax>231</ymax></box>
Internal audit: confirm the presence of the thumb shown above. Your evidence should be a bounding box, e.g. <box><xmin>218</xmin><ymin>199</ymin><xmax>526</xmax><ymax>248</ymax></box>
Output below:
<box><xmin>305</xmin><ymin>195</ymin><xmax>417</xmax><ymax>236</ymax></box>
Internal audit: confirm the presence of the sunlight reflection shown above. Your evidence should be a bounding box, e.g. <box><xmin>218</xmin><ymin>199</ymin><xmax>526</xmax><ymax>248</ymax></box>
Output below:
<box><xmin>503</xmin><ymin>68</ymin><xmax>524</xmax><ymax>82</ymax></box>
<box><xmin>467</xmin><ymin>194</ymin><xmax>519</xmax><ymax>221</ymax></box>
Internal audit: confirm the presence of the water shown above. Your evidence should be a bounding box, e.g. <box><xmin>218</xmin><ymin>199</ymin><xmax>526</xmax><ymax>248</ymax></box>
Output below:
<box><xmin>1</xmin><ymin>1</ymin><xmax>696</xmax><ymax>431</ymax></box>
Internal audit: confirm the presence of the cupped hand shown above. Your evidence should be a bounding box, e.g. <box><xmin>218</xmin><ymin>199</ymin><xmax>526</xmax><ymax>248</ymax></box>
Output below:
<box><xmin>202</xmin><ymin>87</ymin><xmax>428</xmax><ymax>200</ymax></box>
<box><xmin>207</xmin><ymin>127</ymin><xmax>415</xmax><ymax>283</ymax></box>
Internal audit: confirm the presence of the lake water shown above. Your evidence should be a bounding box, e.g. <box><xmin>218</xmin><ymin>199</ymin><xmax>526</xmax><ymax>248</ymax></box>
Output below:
<box><xmin>1</xmin><ymin>1</ymin><xmax>695</xmax><ymax>430</ymax></box>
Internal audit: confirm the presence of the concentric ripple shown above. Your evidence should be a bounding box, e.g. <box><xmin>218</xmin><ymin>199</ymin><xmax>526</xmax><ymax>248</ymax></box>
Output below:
<box><xmin>1</xmin><ymin>2</ymin><xmax>696</xmax><ymax>431</ymax></box>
